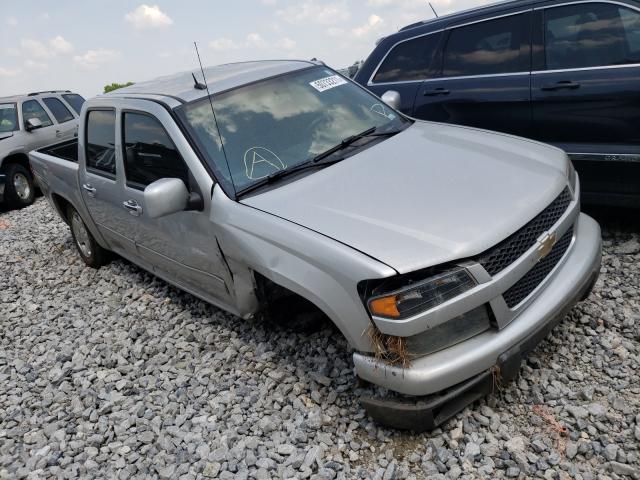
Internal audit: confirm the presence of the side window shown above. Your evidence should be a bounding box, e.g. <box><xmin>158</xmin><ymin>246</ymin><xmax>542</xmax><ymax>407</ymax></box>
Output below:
<box><xmin>619</xmin><ymin>7</ymin><xmax>640</xmax><ymax>60</ymax></box>
<box><xmin>62</xmin><ymin>94</ymin><xmax>86</xmax><ymax>115</ymax></box>
<box><xmin>86</xmin><ymin>110</ymin><xmax>116</xmax><ymax>176</ymax></box>
<box><xmin>443</xmin><ymin>13</ymin><xmax>529</xmax><ymax>77</ymax></box>
<box><xmin>42</xmin><ymin>97</ymin><xmax>74</xmax><ymax>123</ymax></box>
<box><xmin>123</xmin><ymin>112</ymin><xmax>189</xmax><ymax>189</ymax></box>
<box><xmin>544</xmin><ymin>3</ymin><xmax>637</xmax><ymax>70</ymax></box>
<box><xmin>22</xmin><ymin>100</ymin><xmax>53</xmax><ymax>127</ymax></box>
<box><xmin>373</xmin><ymin>33</ymin><xmax>442</xmax><ymax>83</ymax></box>
<box><xmin>0</xmin><ymin>104</ymin><xmax>19</xmax><ymax>133</ymax></box>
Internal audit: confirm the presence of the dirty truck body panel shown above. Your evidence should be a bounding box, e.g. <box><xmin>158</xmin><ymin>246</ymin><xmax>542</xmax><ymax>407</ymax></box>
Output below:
<box><xmin>29</xmin><ymin>60</ymin><xmax>601</xmax><ymax>428</ymax></box>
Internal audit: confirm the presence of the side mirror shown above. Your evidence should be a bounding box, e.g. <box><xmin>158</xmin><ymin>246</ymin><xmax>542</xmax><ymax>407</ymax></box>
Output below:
<box><xmin>144</xmin><ymin>178</ymin><xmax>189</xmax><ymax>219</ymax></box>
<box><xmin>381</xmin><ymin>90</ymin><xmax>401</xmax><ymax>110</ymax></box>
<box><xmin>25</xmin><ymin>117</ymin><xmax>43</xmax><ymax>132</ymax></box>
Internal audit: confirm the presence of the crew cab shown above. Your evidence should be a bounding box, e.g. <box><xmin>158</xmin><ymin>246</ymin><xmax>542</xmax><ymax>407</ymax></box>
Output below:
<box><xmin>29</xmin><ymin>60</ymin><xmax>601</xmax><ymax>430</ymax></box>
<box><xmin>0</xmin><ymin>90</ymin><xmax>84</xmax><ymax>208</ymax></box>
<box><xmin>355</xmin><ymin>0</ymin><xmax>640</xmax><ymax>207</ymax></box>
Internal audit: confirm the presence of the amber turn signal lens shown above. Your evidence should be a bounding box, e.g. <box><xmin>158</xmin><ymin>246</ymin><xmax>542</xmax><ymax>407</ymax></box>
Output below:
<box><xmin>369</xmin><ymin>295</ymin><xmax>400</xmax><ymax>318</ymax></box>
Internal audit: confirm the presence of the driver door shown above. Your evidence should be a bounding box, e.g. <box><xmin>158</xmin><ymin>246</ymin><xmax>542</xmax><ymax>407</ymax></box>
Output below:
<box><xmin>115</xmin><ymin>103</ymin><xmax>233</xmax><ymax>305</ymax></box>
<box><xmin>20</xmin><ymin>99</ymin><xmax>59</xmax><ymax>148</ymax></box>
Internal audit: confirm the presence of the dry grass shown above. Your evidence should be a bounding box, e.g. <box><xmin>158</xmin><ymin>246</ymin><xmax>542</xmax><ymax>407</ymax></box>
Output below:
<box><xmin>532</xmin><ymin>404</ymin><xmax>569</xmax><ymax>455</ymax></box>
<box><xmin>490</xmin><ymin>364</ymin><xmax>504</xmax><ymax>393</ymax></box>
<box><xmin>366</xmin><ymin>325</ymin><xmax>411</xmax><ymax>368</ymax></box>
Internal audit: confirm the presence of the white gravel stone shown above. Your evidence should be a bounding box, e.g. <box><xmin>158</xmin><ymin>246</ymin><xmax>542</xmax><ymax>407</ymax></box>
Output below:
<box><xmin>0</xmin><ymin>199</ymin><xmax>638</xmax><ymax>479</ymax></box>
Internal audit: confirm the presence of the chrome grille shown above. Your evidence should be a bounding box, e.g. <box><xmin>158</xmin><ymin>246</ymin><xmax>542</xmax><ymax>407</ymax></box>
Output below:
<box><xmin>476</xmin><ymin>188</ymin><xmax>572</xmax><ymax>276</ymax></box>
<box><xmin>503</xmin><ymin>226</ymin><xmax>574</xmax><ymax>308</ymax></box>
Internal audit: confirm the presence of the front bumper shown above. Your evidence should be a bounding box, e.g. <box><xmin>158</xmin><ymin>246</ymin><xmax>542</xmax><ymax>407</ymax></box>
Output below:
<box><xmin>354</xmin><ymin>213</ymin><xmax>601</xmax><ymax>399</ymax></box>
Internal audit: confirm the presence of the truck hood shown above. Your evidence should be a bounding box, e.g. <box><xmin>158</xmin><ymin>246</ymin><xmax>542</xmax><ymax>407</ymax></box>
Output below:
<box><xmin>242</xmin><ymin>121</ymin><xmax>569</xmax><ymax>274</ymax></box>
<box><xmin>0</xmin><ymin>132</ymin><xmax>14</xmax><ymax>141</ymax></box>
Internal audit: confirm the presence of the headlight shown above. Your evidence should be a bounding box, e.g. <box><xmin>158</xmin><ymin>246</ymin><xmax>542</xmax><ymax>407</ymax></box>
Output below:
<box><xmin>368</xmin><ymin>268</ymin><xmax>476</xmax><ymax>319</ymax></box>
<box><xmin>567</xmin><ymin>160</ymin><xmax>577</xmax><ymax>189</ymax></box>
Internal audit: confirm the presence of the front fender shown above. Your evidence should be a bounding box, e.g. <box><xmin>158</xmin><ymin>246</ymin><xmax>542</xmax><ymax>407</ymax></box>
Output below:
<box><xmin>211</xmin><ymin>186</ymin><xmax>396</xmax><ymax>352</ymax></box>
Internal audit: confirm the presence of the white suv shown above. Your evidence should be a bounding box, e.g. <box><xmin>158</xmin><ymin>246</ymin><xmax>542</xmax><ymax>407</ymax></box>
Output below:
<box><xmin>0</xmin><ymin>90</ymin><xmax>84</xmax><ymax>208</ymax></box>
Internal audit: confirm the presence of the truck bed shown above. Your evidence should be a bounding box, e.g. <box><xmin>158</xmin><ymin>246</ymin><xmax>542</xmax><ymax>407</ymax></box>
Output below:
<box><xmin>29</xmin><ymin>140</ymin><xmax>85</xmax><ymax>223</ymax></box>
<box><xmin>39</xmin><ymin>139</ymin><xmax>78</xmax><ymax>162</ymax></box>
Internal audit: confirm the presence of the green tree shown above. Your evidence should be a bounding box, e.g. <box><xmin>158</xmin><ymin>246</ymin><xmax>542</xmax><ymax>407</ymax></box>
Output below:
<box><xmin>103</xmin><ymin>82</ymin><xmax>135</xmax><ymax>93</ymax></box>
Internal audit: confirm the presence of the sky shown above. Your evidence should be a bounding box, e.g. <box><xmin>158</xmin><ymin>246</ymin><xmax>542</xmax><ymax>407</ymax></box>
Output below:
<box><xmin>1</xmin><ymin>0</ymin><xmax>491</xmax><ymax>98</ymax></box>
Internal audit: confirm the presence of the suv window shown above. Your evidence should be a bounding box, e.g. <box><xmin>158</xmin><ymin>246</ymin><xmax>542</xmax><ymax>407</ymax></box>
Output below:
<box><xmin>373</xmin><ymin>33</ymin><xmax>442</xmax><ymax>83</ymax></box>
<box><xmin>620</xmin><ymin>7</ymin><xmax>640</xmax><ymax>56</ymax></box>
<box><xmin>62</xmin><ymin>94</ymin><xmax>85</xmax><ymax>115</ymax></box>
<box><xmin>86</xmin><ymin>110</ymin><xmax>116</xmax><ymax>176</ymax></box>
<box><xmin>544</xmin><ymin>3</ymin><xmax>640</xmax><ymax>69</ymax></box>
<box><xmin>123</xmin><ymin>112</ymin><xmax>189</xmax><ymax>188</ymax></box>
<box><xmin>0</xmin><ymin>104</ymin><xmax>19</xmax><ymax>133</ymax></box>
<box><xmin>22</xmin><ymin>100</ymin><xmax>53</xmax><ymax>127</ymax></box>
<box><xmin>43</xmin><ymin>97</ymin><xmax>74</xmax><ymax>123</ymax></box>
<box><xmin>443</xmin><ymin>13</ymin><xmax>529</xmax><ymax>77</ymax></box>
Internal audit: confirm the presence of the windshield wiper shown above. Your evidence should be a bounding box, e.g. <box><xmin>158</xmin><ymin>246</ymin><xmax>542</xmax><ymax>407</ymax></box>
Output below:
<box><xmin>310</xmin><ymin>126</ymin><xmax>404</xmax><ymax>163</ymax></box>
<box><xmin>236</xmin><ymin>126</ymin><xmax>403</xmax><ymax>198</ymax></box>
<box><xmin>236</xmin><ymin>156</ymin><xmax>345</xmax><ymax>197</ymax></box>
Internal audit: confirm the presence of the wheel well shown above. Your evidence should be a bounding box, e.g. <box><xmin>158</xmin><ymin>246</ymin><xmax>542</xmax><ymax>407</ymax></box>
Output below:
<box><xmin>1</xmin><ymin>153</ymin><xmax>31</xmax><ymax>175</ymax></box>
<box><xmin>51</xmin><ymin>194</ymin><xmax>72</xmax><ymax>224</ymax></box>
<box><xmin>253</xmin><ymin>272</ymin><xmax>332</xmax><ymax>330</ymax></box>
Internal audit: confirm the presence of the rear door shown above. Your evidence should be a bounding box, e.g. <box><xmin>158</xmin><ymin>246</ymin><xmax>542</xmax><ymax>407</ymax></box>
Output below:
<box><xmin>42</xmin><ymin>96</ymin><xmax>78</xmax><ymax>140</ymax></box>
<box><xmin>531</xmin><ymin>1</ymin><xmax>640</xmax><ymax>203</ymax></box>
<box><xmin>364</xmin><ymin>31</ymin><xmax>443</xmax><ymax>115</ymax></box>
<box><xmin>78</xmin><ymin>108</ymin><xmax>136</xmax><ymax>254</ymax></box>
<box><xmin>20</xmin><ymin>99</ymin><xmax>59</xmax><ymax>148</ymax></box>
<box><xmin>413</xmin><ymin>11</ymin><xmax>533</xmax><ymax>138</ymax></box>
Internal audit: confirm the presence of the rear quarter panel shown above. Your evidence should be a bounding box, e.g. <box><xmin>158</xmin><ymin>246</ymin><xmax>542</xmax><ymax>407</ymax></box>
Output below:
<box><xmin>29</xmin><ymin>149</ymin><xmax>109</xmax><ymax>249</ymax></box>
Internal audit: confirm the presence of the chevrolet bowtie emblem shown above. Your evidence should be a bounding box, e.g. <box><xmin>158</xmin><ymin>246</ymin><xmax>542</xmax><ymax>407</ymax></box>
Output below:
<box><xmin>538</xmin><ymin>232</ymin><xmax>557</xmax><ymax>260</ymax></box>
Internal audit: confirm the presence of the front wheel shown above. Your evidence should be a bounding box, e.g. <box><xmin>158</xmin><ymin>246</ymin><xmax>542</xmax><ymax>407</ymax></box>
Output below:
<box><xmin>3</xmin><ymin>163</ymin><xmax>35</xmax><ymax>209</ymax></box>
<box><xmin>67</xmin><ymin>205</ymin><xmax>110</xmax><ymax>268</ymax></box>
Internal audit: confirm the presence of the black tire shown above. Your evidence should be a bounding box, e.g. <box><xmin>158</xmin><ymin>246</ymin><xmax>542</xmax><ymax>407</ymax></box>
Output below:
<box><xmin>3</xmin><ymin>163</ymin><xmax>35</xmax><ymax>209</ymax></box>
<box><xmin>67</xmin><ymin>205</ymin><xmax>110</xmax><ymax>268</ymax></box>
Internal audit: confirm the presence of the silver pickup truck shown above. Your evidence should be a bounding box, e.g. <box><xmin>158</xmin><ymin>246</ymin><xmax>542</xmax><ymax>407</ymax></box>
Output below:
<box><xmin>1</xmin><ymin>91</ymin><xmax>84</xmax><ymax>208</ymax></box>
<box><xmin>30</xmin><ymin>60</ymin><xmax>602</xmax><ymax>430</ymax></box>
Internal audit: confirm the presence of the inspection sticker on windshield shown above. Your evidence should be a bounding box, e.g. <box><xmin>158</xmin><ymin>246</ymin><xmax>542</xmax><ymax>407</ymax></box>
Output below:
<box><xmin>309</xmin><ymin>75</ymin><xmax>347</xmax><ymax>92</ymax></box>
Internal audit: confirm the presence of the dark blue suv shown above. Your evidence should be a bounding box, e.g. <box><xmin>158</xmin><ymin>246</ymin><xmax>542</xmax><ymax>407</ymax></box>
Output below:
<box><xmin>354</xmin><ymin>0</ymin><xmax>640</xmax><ymax>207</ymax></box>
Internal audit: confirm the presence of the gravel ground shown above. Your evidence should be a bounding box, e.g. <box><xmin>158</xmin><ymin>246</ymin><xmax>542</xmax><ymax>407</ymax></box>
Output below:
<box><xmin>1</xmin><ymin>199</ymin><xmax>639</xmax><ymax>480</ymax></box>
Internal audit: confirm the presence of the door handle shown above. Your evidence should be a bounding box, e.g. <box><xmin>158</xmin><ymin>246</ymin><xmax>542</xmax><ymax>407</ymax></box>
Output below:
<box><xmin>82</xmin><ymin>183</ymin><xmax>96</xmax><ymax>197</ymax></box>
<box><xmin>541</xmin><ymin>81</ymin><xmax>580</xmax><ymax>91</ymax></box>
<box><xmin>423</xmin><ymin>88</ymin><xmax>450</xmax><ymax>96</ymax></box>
<box><xmin>55</xmin><ymin>130</ymin><xmax>63</xmax><ymax>138</ymax></box>
<box><xmin>122</xmin><ymin>199</ymin><xmax>143</xmax><ymax>216</ymax></box>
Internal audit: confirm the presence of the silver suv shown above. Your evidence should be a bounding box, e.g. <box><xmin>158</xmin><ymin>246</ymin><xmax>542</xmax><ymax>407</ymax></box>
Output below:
<box><xmin>0</xmin><ymin>90</ymin><xmax>84</xmax><ymax>208</ymax></box>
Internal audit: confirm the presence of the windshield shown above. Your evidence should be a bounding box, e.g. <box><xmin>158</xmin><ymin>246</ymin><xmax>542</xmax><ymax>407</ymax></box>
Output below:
<box><xmin>0</xmin><ymin>104</ymin><xmax>19</xmax><ymax>133</ymax></box>
<box><xmin>178</xmin><ymin>66</ymin><xmax>408</xmax><ymax>194</ymax></box>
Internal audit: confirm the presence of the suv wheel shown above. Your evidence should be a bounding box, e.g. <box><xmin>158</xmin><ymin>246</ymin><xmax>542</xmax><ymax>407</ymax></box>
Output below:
<box><xmin>3</xmin><ymin>163</ymin><xmax>35</xmax><ymax>208</ymax></box>
<box><xmin>68</xmin><ymin>205</ymin><xmax>110</xmax><ymax>268</ymax></box>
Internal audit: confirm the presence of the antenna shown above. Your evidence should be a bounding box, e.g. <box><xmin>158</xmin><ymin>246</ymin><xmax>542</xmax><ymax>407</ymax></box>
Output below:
<box><xmin>429</xmin><ymin>2</ymin><xmax>439</xmax><ymax>17</ymax></box>
<box><xmin>193</xmin><ymin>42</ymin><xmax>236</xmax><ymax>196</ymax></box>
<box><xmin>192</xmin><ymin>73</ymin><xmax>206</xmax><ymax>90</ymax></box>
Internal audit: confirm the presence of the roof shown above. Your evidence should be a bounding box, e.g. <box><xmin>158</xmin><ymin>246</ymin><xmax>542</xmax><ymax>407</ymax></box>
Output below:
<box><xmin>397</xmin><ymin>0</ymin><xmax>535</xmax><ymax>33</ymax></box>
<box><xmin>0</xmin><ymin>91</ymin><xmax>73</xmax><ymax>103</ymax></box>
<box><xmin>106</xmin><ymin>60</ymin><xmax>317</xmax><ymax>104</ymax></box>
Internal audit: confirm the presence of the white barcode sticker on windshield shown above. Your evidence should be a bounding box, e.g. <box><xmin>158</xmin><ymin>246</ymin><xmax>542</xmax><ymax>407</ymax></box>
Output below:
<box><xmin>309</xmin><ymin>75</ymin><xmax>347</xmax><ymax>92</ymax></box>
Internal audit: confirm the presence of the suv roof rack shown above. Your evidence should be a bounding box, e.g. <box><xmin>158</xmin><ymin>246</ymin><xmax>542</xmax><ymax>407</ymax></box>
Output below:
<box><xmin>27</xmin><ymin>90</ymin><xmax>72</xmax><ymax>96</ymax></box>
